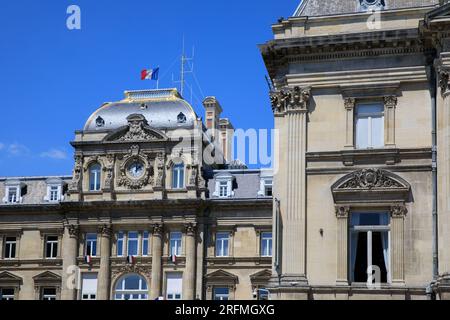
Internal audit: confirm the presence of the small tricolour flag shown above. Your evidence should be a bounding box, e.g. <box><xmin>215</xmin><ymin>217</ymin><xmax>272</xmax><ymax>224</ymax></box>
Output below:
<box><xmin>141</xmin><ymin>67</ymin><xmax>159</xmax><ymax>80</ymax></box>
<box><xmin>84</xmin><ymin>255</ymin><xmax>92</xmax><ymax>264</ymax></box>
<box><xmin>126</xmin><ymin>255</ymin><xmax>136</xmax><ymax>264</ymax></box>
<box><xmin>169</xmin><ymin>255</ymin><xmax>177</xmax><ymax>264</ymax></box>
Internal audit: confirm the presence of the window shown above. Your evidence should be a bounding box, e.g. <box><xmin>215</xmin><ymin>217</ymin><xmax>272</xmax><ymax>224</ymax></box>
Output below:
<box><xmin>4</xmin><ymin>237</ymin><xmax>17</xmax><ymax>259</ymax></box>
<box><xmin>0</xmin><ymin>288</ymin><xmax>15</xmax><ymax>301</ymax></box>
<box><xmin>85</xmin><ymin>234</ymin><xmax>97</xmax><ymax>257</ymax></box>
<box><xmin>142</xmin><ymin>231</ymin><xmax>149</xmax><ymax>257</ymax></box>
<box><xmin>355</xmin><ymin>103</ymin><xmax>384</xmax><ymax>149</ymax></box>
<box><xmin>81</xmin><ymin>273</ymin><xmax>98</xmax><ymax>300</ymax></box>
<box><xmin>117</xmin><ymin>232</ymin><xmax>124</xmax><ymax>257</ymax></box>
<box><xmin>49</xmin><ymin>186</ymin><xmax>60</xmax><ymax>202</ymax></box>
<box><xmin>89</xmin><ymin>163</ymin><xmax>101</xmax><ymax>191</ymax></box>
<box><xmin>41</xmin><ymin>288</ymin><xmax>57</xmax><ymax>300</ymax></box>
<box><xmin>166</xmin><ymin>273</ymin><xmax>182</xmax><ymax>300</ymax></box>
<box><xmin>264</xmin><ymin>179</ymin><xmax>273</xmax><ymax>197</ymax></box>
<box><xmin>215</xmin><ymin>232</ymin><xmax>230</xmax><ymax>257</ymax></box>
<box><xmin>170</xmin><ymin>232</ymin><xmax>182</xmax><ymax>257</ymax></box>
<box><xmin>45</xmin><ymin>236</ymin><xmax>58</xmax><ymax>259</ymax></box>
<box><xmin>7</xmin><ymin>187</ymin><xmax>18</xmax><ymax>203</ymax></box>
<box><xmin>261</xmin><ymin>232</ymin><xmax>272</xmax><ymax>257</ymax></box>
<box><xmin>172</xmin><ymin>163</ymin><xmax>184</xmax><ymax>189</ymax></box>
<box><xmin>219</xmin><ymin>181</ymin><xmax>229</xmax><ymax>198</ymax></box>
<box><xmin>350</xmin><ymin>212</ymin><xmax>390</xmax><ymax>284</ymax></box>
<box><xmin>127</xmin><ymin>232</ymin><xmax>139</xmax><ymax>256</ymax></box>
<box><xmin>213</xmin><ymin>287</ymin><xmax>229</xmax><ymax>301</ymax></box>
<box><xmin>114</xmin><ymin>274</ymin><xmax>148</xmax><ymax>300</ymax></box>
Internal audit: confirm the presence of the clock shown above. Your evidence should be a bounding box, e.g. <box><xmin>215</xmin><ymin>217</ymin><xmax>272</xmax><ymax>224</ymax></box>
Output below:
<box><xmin>127</xmin><ymin>161</ymin><xmax>145</xmax><ymax>178</ymax></box>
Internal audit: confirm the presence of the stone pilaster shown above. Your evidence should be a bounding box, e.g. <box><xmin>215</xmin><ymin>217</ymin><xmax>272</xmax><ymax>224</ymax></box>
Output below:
<box><xmin>390</xmin><ymin>205</ymin><xmax>407</xmax><ymax>285</ymax></box>
<box><xmin>183</xmin><ymin>223</ymin><xmax>197</xmax><ymax>300</ymax></box>
<box><xmin>97</xmin><ymin>225</ymin><xmax>112</xmax><ymax>300</ymax></box>
<box><xmin>150</xmin><ymin>224</ymin><xmax>163</xmax><ymax>299</ymax></box>
<box><xmin>384</xmin><ymin>96</ymin><xmax>397</xmax><ymax>148</ymax></box>
<box><xmin>269</xmin><ymin>86</ymin><xmax>310</xmax><ymax>292</ymax></box>
<box><xmin>344</xmin><ymin>98</ymin><xmax>356</xmax><ymax>150</ymax></box>
<box><xmin>335</xmin><ymin>206</ymin><xmax>349</xmax><ymax>286</ymax></box>
<box><xmin>61</xmin><ymin>225</ymin><xmax>79</xmax><ymax>300</ymax></box>
<box><xmin>195</xmin><ymin>222</ymin><xmax>205</xmax><ymax>299</ymax></box>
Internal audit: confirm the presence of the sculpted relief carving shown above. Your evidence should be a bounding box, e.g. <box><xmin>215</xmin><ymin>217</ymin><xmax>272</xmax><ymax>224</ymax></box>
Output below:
<box><xmin>270</xmin><ymin>86</ymin><xmax>311</xmax><ymax>114</ymax></box>
<box><xmin>339</xmin><ymin>168</ymin><xmax>403</xmax><ymax>190</ymax></box>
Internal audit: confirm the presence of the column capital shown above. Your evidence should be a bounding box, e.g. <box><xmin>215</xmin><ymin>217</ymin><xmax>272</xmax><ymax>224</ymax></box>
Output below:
<box><xmin>98</xmin><ymin>224</ymin><xmax>113</xmax><ymax>238</ymax></box>
<box><xmin>390</xmin><ymin>205</ymin><xmax>408</xmax><ymax>218</ymax></box>
<box><xmin>335</xmin><ymin>206</ymin><xmax>350</xmax><ymax>219</ymax></box>
<box><xmin>383</xmin><ymin>95</ymin><xmax>398</xmax><ymax>108</ymax></box>
<box><xmin>152</xmin><ymin>224</ymin><xmax>163</xmax><ymax>235</ymax></box>
<box><xmin>344</xmin><ymin>97</ymin><xmax>356</xmax><ymax>110</ymax></box>
<box><xmin>440</xmin><ymin>69</ymin><xmax>450</xmax><ymax>97</ymax></box>
<box><xmin>270</xmin><ymin>86</ymin><xmax>311</xmax><ymax>115</ymax></box>
<box><xmin>67</xmin><ymin>224</ymin><xmax>79</xmax><ymax>239</ymax></box>
<box><xmin>185</xmin><ymin>223</ymin><xmax>197</xmax><ymax>236</ymax></box>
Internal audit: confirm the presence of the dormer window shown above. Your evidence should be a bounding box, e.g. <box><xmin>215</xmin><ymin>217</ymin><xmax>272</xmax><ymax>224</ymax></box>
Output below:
<box><xmin>258</xmin><ymin>172</ymin><xmax>274</xmax><ymax>198</ymax></box>
<box><xmin>358</xmin><ymin>0</ymin><xmax>385</xmax><ymax>11</ymax></box>
<box><xmin>44</xmin><ymin>178</ymin><xmax>65</xmax><ymax>203</ymax></box>
<box><xmin>213</xmin><ymin>173</ymin><xmax>234</xmax><ymax>198</ymax></box>
<box><xmin>2</xmin><ymin>180</ymin><xmax>24</xmax><ymax>204</ymax></box>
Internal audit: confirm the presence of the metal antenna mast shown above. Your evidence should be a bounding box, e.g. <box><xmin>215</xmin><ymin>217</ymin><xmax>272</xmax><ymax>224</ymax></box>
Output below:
<box><xmin>174</xmin><ymin>36</ymin><xmax>194</xmax><ymax>97</ymax></box>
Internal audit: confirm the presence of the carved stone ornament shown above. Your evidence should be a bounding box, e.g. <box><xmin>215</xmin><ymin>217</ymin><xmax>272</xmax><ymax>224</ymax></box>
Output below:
<box><xmin>112</xmin><ymin>264</ymin><xmax>152</xmax><ymax>280</ymax></box>
<box><xmin>98</xmin><ymin>225</ymin><xmax>112</xmax><ymax>237</ymax></box>
<box><xmin>270</xmin><ymin>86</ymin><xmax>311</xmax><ymax>114</ymax></box>
<box><xmin>335</xmin><ymin>206</ymin><xmax>350</xmax><ymax>218</ymax></box>
<box><xmin>67</xmin><ymin>225</ymin><xmax>79</xmax><ymax>238</ymax></box>
<box><xmin>118</xmin><ymin>114</ymin><xmax>163</xmax><ymax>141</ymax></box>
<box><xmin>189</xmin><ymin>165</ymin><xmax>198</xmax><ymax>186</ymax></box>
<box><xmin>153</xmin><ymin>224</ymin><xmax>163</xmax><ymax>235</ymax></box>
<box><xmin>391</xmin><ymin>205</ymin><xmax>408</xmax><ymax>218</ymax></box>
<box><xmin>104</xmin><ymin>154</ymin><xmax>115</xmax><ymax>190</ymax></box>
<box><xmin>155</xmin><ymin>153</ymin><xmax>165</xmax><ymax>188</ymax></box>
<box><xmin>344</xmin><ymin>98</ymin><xmax>356</xmax><ymax>110</ymax></box>
<box><xmin>340</xmin><ymin>168</ymin><xmax>403</xmax><ymax>190</ymax></box>
<box><xmin>185</xmin><ymin>223</ymin><xmax>196</xmax><ymax>235</ymax></box>
<box><xmin>439</xmin><ymin>68</ymin><xmax>450</xmax><ymax>97</ymax></box>
<box><xmin>117</xmin><ymin>154</ymin><xmax>154</xmax><ymax>190</ymax></box>
<box><xmin>384</xmin><ymin>96</ymin><xmax>398</xmax><ymax>108</ymax></box>
<box><xmin>69</xmin><ymin>155</ymin><xmax>83</xmax><ymax>191</ymax></box>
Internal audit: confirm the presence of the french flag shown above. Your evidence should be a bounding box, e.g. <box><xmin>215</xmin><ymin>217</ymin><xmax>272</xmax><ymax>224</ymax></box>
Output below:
<box><xmin>170</xmin><ymin>255</ymin><xmax>177</xmax><ymax>264</ymax></box>
<box><xmin>126</xmin><ymin>255</ymin><xmax>136</xmax><ymax>264</ymax></box>
<box><xmin>141</xmin><ymin>68</ymin><xmax>159</xmax><ymax>81</ymax></box>
<box><xmin>84</xmin><ymin>255</ymin><xmax>92</xmax><ymax>264</ymax></box>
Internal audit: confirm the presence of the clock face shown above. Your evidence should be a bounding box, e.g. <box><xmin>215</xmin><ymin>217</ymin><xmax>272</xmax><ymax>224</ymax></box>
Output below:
<box><xmin>127</xmin><ymin>161</ymin><xmax>145</xmax><ymax>178</ymax></box>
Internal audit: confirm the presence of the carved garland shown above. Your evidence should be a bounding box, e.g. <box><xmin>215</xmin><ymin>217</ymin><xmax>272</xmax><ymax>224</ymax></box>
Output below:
<box><xmin>340</xmin><ymin>168</ymin><xmax>403</xmax><ymax>190</ymax></box>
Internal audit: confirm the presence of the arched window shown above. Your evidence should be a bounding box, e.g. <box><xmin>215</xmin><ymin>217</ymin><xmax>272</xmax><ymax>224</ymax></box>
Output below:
<box><xmin>172</xmin><ymin>163</ymin><xmax>184</xmax><ymax>189</ymax></box>
<box><xmin>114</xmin><ymin>274</ymin><xmax>148</xmax><ymax>300</ymax></box>
<box><xmin>89</xmin><ymin>163</ymin><xmax>101</xmax><ymax>191</ymax></box>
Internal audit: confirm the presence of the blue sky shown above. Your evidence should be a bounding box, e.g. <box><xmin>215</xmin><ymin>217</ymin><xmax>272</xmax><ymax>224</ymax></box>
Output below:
<box><xmin>0</xmin><ymin>0</ymin><xmax>300</xmax><ymax>176</ymax></box>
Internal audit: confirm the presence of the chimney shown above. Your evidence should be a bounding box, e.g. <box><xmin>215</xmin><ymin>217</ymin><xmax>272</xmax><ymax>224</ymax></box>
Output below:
<box><xmin>219</xmin><ymin>118</ymin><xmax>234</xmax><ymax>163</ymax></box>
<box><xmin>202</xmin><ymin>96</ymin><xmax>223</xmax><ymax>142</ymax></box>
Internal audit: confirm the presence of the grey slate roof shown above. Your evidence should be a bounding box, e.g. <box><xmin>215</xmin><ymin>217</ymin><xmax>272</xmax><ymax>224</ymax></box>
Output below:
<box><xmin>294</xmin><ymin>0</ymin><xmax>439</xmax><ymax>17</ymax></box>
<box><xmin>0</xmin><ymin>176</ymin><xmax>71</xmax><ymax>205</ymax></box>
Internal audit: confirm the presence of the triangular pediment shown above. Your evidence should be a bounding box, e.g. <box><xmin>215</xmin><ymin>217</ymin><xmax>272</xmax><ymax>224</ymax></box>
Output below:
<box><xmin>250</xmin><ymin>269</ymin><xmax>272</xmax><ymax>281</ymax></box>
<box><xmin>103</xmin><ymin>114</ymin><xmax>168</xmax><ymax>142</ymax></box>
<box><xmin>0</xmin><ymin>271</ymin><xmax>22</xmax><ymax>285</ymax></box>
<box><xmin>33</xmin><ymin>271</ymin><xmax>61</xmax><ymax>283</ymax></box>
<box><xmin>425</xmin><ymin>3</ymin><xmax>450</xmax><ymax>23</ymax></box>
<box><xmin>205</xmin><ymin>270</ymin><xmax>238</xmax><ymax>284</ymax></box>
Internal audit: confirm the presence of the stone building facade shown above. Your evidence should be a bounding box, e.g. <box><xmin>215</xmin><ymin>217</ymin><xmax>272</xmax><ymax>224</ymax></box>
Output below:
<box><xmin>0</xmin><ymin>89</ymin><xmax>273</xmax><ymax>300</ymax></box>
<box><xmin>260</xmin><ymin>0</ymin><xmax>450</xmax><ymax>300</ymax></box>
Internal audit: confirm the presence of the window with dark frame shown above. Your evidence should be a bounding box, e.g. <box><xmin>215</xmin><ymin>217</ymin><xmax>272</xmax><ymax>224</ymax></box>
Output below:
<box><xmin>213</xmin><ymin>287</ymin><xmax>229</xmax><ymax>300</ymax></box>
<box><xmin>41</xmin><ymin>288</ymin><xmax>57</xmax><ymax>300</ymax></box>
<box><xmin>85</xmin><ymin>233</ymin><xmax>97</xmax><ymax>257</ymax></box>
<box><xmin>4</xmin><ymin>237</ymin><xmax>17</xmax><ymax>259</ymax></box>
<box><xmin>45</xmin><ymin>236</ymin><xmax>58</xmax><ymax>259</ymax></box>
<box><xmin>0</xmin><ymin>288</ymin><xmax>15</xmax><ymax>301</ymax></box>
<box><xmin>350</xmin><ymin>212</ymin><xmax>390</xmax><ymax>284</ymax></box>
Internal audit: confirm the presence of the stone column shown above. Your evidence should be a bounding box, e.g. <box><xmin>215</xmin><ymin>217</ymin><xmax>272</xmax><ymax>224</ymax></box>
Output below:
<box><xmin>97</xmin><ymin>225</ymin><xmax>112</xmax><ymax>300</ymax></box>
<box><xmin>270</xmin><ymin>86</ymin><xmax>311</xmax><ymax>291</ymax></box>
<box><xmin>61</xmin><ymin>225</ymin><xmax>79</xmax><ymax>300</ymax></box>
<box><xmin>384</xmin><ymin>96</ymin><xmax>397</xmax><ymax>148</ymax></box>
<box><xmin>183</xmin><ymin>223</ymin><xmax>197</xmax><ymax>300</ymax></box>
<box><xmin>390</xmin><ymin>205</ymin><xmax>407</xmax><ymax>285</ymax></box>
<box><xmin>150</xmin><ymin>224</ymin><xmax>163</xmax><ymax>299</ymax></box>
<box><xmin>335</xmin><ymin>207</ymin><xmax>349</xmax><ymax>286</ymax></box>
<box><xmin>344</xmin><ymin>98</ymin><xmax>355</xmax><ymax>150</ymax></box>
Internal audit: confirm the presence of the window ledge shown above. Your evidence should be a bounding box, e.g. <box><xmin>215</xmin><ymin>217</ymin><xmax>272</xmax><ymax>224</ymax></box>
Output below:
<box><xmin>166</xmin><ymin>189</ymin><xmax>188</xmax><ymax>193</ymax></box>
